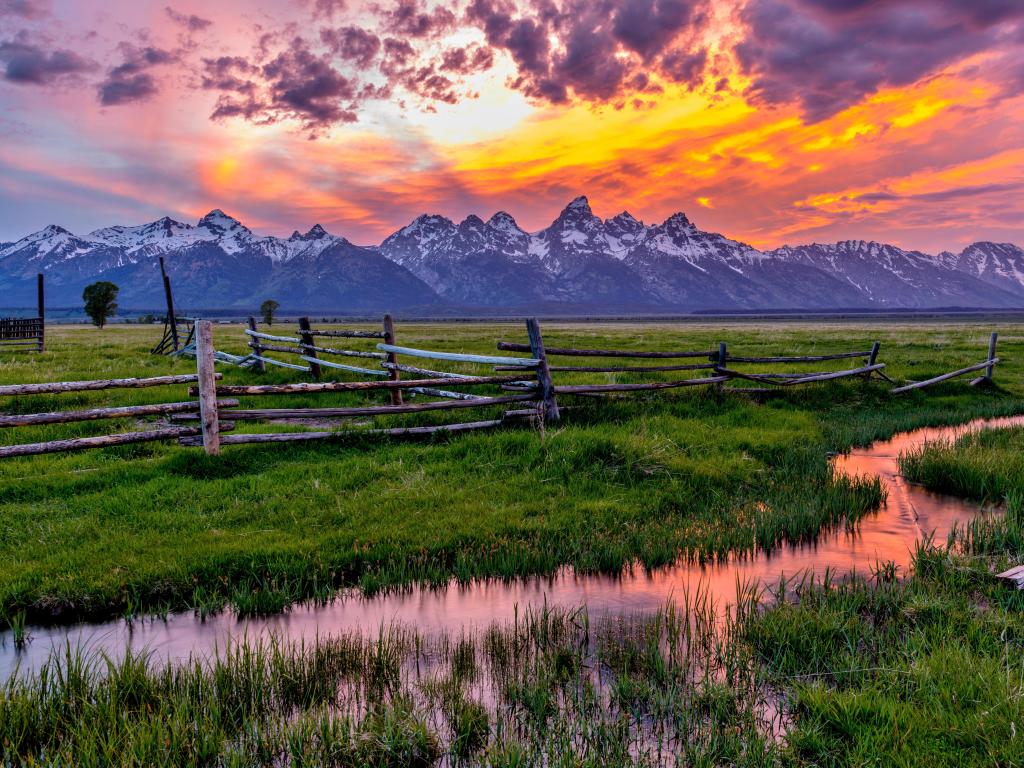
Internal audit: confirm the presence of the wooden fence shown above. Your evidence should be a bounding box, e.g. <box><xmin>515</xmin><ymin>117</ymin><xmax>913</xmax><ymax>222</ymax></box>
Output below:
<box><xmin>187</xmin><ymin>318</ymin><xmax>552</xmax><ymax>454</ymax></box>
<box><xmin>0</xmin><ymin>372</ymin><xmax>236</xmax><ymax>458</ymax></box>
<box><xmin>0</xmin><ymin>274</ymin><xmax>44</xmax><ymax>354</ymax></box>
<box><xmin>0</xmin><ymin>319</ymin><xmax>1006</xmax><ymax>459</ymax></box>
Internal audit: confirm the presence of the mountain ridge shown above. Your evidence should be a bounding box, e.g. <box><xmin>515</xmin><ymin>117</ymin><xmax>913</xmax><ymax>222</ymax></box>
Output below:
<box><xmin>2</xmin><ymin>197</ymin><xmax>1022</xmax><ymax>312</ymax></box>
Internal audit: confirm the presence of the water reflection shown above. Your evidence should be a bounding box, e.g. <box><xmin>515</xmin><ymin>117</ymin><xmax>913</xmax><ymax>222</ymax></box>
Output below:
<box><xmin>3</xmin><ymin>415</ymin><xmax>1021</xmax><ymax>679</ymax></box>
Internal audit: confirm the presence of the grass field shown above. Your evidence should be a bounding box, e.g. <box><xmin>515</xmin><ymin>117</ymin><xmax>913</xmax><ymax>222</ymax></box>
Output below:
<box><xmin>2</xmin><ymin>320</ymin><xmax>1023</xmax><ymax>765</ymax></box>
<box><xmin>0</xmin><ymin>321</ymin><xmax>1021</xmax><ymax>624</ymax></box>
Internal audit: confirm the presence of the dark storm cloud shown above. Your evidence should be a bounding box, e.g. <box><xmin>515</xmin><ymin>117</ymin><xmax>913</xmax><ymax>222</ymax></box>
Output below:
<box><xmin>98</xmin><ymin>45</ymin><xmax>178</xmax><ymax>105</ymax></box>
<box><xmin>165</xmin><ymin>6</ymin><xmax>213</xmax><ymax>32</ymax></box>
<box><xmin>736</xmin><ymin>0</ymin><xmax>1024</xmax><ymax>122</ymax></box>
<box><xmin>0</xmin><ymin>34</ymin><xmax>94</xmax><ymax>84</ymax></box>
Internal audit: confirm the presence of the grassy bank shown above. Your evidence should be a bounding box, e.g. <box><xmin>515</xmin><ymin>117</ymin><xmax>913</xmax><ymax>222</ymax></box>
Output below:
<box><xmin>0</xmin><ymin>322</ymin><xmax>1021</xmax><ymax>623</ymax></box>
<box><xmin>740</xmin><ymin>424</ymin><xmax>1024</xmax><ymax>767</ymax></box>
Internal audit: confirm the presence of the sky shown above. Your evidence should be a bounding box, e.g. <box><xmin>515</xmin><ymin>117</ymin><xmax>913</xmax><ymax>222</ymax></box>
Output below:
<box><xmin>0</xmin><ymin>0</ymin><xmax>1022</xmax><ymax>253</ymax></box>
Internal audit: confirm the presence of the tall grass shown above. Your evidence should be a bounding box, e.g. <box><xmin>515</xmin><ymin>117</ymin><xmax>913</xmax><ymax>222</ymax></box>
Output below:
<box><xmin>0</xmin><ymin>595</ymin><xmax>781</xmax><ymax>766</ymax></box>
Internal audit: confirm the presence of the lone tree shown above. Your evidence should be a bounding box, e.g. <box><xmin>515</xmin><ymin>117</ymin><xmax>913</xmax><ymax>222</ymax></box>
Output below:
<box><xmin>83</xmin><ymin>281</ymin><xmax>119</xmax><ymax>328</ymax></box>
<box><xmin>260</xmin><ymin>299</ymin><xmax>280</xmax><ymax>326</ymax></box>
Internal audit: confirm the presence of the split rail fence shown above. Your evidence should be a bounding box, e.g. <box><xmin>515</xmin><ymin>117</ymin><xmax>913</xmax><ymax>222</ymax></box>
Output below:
<box><xmin>0</xmin><ymin>273</ymin><xmax>44</xmax><ymax>354</ymax></box>
<box><xmin>0</xmin><ymin>318</ymin><xmax>1004</xmax><ymax>459</ymax></box>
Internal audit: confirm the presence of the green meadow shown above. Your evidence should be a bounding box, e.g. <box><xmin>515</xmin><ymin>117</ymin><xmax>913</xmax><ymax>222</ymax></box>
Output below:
<box><xmin>0</xmin><ymin>320</ymin><xmax>1020</xmax><ymax>622</ymax></box>
<box><xmin>1</xmin><ymin>320</ymin><xmax>1023</xmax><ymax>765</ymax></box>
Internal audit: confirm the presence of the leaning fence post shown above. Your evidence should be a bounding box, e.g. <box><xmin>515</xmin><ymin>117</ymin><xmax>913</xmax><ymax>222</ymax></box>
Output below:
<box><xmin>247</xmin><ymin>316</ymin><xmax>266</xmax><ymax>374</ymax></box>
<box><xmin>382</xmin><ymin>314</ymin><xmax>403</xmax><ymax>406</ymax></box>
<box><xmin>864</xmin><ymin>341</ymin><xmax>880</xmax><ymax>380</ymax></box>
<box><xmin>526</xmin><ymin>318</ymin><xmax>559</xmax><ymax>422</ymax></box>
<box><xmin>716</xmin><ymin>342</ymin><xmax>728</xmax><ymax>389</ymax></box>
<box><xmin>298</xmin><ymin>317</ymin><xmax>321</xmax><ymax>380</ymax></box>
<box><xmin>986</xmin><ymin>332</ymin><xmax>998</xmax><ymax>381</ymax></box>
<box><xmin>196</xmin><ymin>319</ymin><xmax>220</xmax><ymax>455</ymax></box>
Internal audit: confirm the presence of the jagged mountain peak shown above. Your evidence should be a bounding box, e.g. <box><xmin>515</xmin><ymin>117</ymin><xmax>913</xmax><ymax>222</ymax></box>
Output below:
<box><xmin>660</xmin><ymin>212</ymin><xmax>692</xmax><ymax>230</ymax></box>
<box><xmin>198</xmin><ymin>208</ymin><xmax>248</xmax><ymax>234</ymax></box>
<box><xmin>459</xmin><ymin>214</ymin><xmax>486</xmax><ymax>230</ymax></box>
<box><xmin>564</xmin><ymin>195</ymin><xmax>591</xmax><ymax>214</ymax></box>
<box><xmin>488</xmin><ymin>211</ymin><xmax>522</xmax><ymax>232</ymax></box>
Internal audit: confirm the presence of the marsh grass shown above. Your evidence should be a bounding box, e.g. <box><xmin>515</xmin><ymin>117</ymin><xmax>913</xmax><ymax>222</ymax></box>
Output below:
<box><xmin>0</xmin><ymin>595</ymin><xmax>783</xmax><ymax>766</ymax></box>
<box><xmin>742</xmin><ymin>422</ymin><xmax>1024</xmax><ymax>767</ymax></box>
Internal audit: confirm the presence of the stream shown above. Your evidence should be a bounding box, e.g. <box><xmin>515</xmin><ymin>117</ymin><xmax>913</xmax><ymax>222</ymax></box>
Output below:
<box><xmin>3</xmin><ymin>414</ymin><xmax>1021</xmax><ymax>680</ymax></box>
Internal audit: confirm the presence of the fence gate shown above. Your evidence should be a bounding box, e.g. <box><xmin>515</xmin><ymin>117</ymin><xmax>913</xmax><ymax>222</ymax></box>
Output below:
<box><xmin>0</xmin><ymin>273</ymin><xmax>44</xmax><ymax>353</ymax></box>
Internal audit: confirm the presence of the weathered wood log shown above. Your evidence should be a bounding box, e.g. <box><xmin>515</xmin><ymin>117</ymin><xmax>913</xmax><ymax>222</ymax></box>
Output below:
<box><xmin>0</xmin><ymin>399</ymin><xmax>239</xmax><ymax>428</ymax></box>
<box><xmin>298</xmin><ymin>317</ymin><xmax>320</xmax><ymax>380</ymax></box>
<box><xmin>245</xmin><ymin>329</ymin><xmax>302</xmax><ymax>344</ymax></box>
<box><xmin>377</xmin><ymin>343</ymin><xmax>540</xmax><ymax>367</ymax></box>
<box><xmin>0</xmin><ymin>426</ymin><xmax>202</xmax><ymax>458</ymax></box>
<box><xmin>251</xmin><ymin>341</ymin><xmax>305</xmax><ymax>356</ymax></box>
<box><xmin>526</xmin><ymin>318</ymin><xmax>559</xmax><ymax>422</ymax></box>
<box><xmin>307</xmin><ymin>345</ymin><xmax>387</xmax><ymax>360</ymax></box>
<box><xmin>299</xmin><ymin>356</ymin><xmax>388</xmax><ymax>376</ymax></box>
<box><xmin>555</xmin><ymin>376</ymin><xmax>730</xmax><ymax>394</ymax></box>
<box><xmin>497</xmin><ymin>342</ymin><xmax>716</xmax><ymax>359</ymax></box>
<box><xmin>247</xmin><ymin>317</ymin><xmax>265</xmax><ymax>374</ymax></box>
<box><xmin>213</xmin><ymin>394</ymin><xmax>536</xmax><ymax>420</ymax></box>
<box><xmin>495</xmin><ymin>362</ymin><xmax>717</xmax><ymax>373</ymax></box>
<box><xmin>194</xmin><ymin>373</ymin><xmax>533</xmax><ymax>396</ymax></box>
<box><xmin>306</xmin><ymin>329</ymin><xmax>385</xmax><ymax>339</ymax></box>
<box><xmin>715</xmin><ymin>364</ymin><xmax>885</xmax><ymax>386</ymax></box>
<box><xmin>891</xmin><ymin>359</ymin><xmax>998</xmax><ymax>394</ymax></box>
<box><xmin>382</xmin><ymin>314</ymin><xmax>402</xmax><ymax>406</ymax></box>
<box><xmin>722</xmin><ymin>351</ymin><xmax>873</xmax><ymax>363</ymax></box>
<box><xmin>406</xmin><ymin>387</ymin><xmax>486</xmax><ymax>400</ymax></box>
<box><xmin>178</xmin><ymin>418</ymin><xmax>507</xmax><ymax>446</ymax></box>
<box><xmin>195</xmin><ymin>319</ymin><xmax>220</xmax><ymax>455</ymax></box>
<box><xmin>381</xmin><ymin>361</ymin><xmax>475</xmax><ymax>379</ymax></box>
<box><xmin>250</xmin><ymin>355</ymin><xmax>312</xmax><ymax>372</ymax></box>
<box><xmin>0</xmin><ymin>373</ymin><xmax>212</xmax><ymax>397</ymax></box>
<box><xmin>0</xmin><ymin>340</ymin><xmax>44</xmax><ymax>347</ymax></box>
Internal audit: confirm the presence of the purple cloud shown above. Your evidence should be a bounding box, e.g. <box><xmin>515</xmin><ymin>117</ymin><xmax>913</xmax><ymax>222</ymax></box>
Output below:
<box><xmin>165</xmin><ymin>6</ymin><xmax>213</xmax><ymax>32</ymax></box>
<box><xmin>320</xmin><ymin>25</ymin><xmax>381</xmax><ymax>68</ymax></box>
<box><xmin>465</xmin><ymin>0</ymin><xmax>708</xmax><ymax>106</ymax></box>
<box><xmin>0</xmin><ymin>35</ymin><xmax>93</xmax><ymax>84</ymax></box>
<box><xmin>98</xmin><ymin>45</ymin><xmax>178</xmax><ymax>105</ymax></box>
<box><xmin>736</xmin><ymin>0</ymin><xmax>1024</xmax><ymax>121</ymax></box>
<box><xmin>0</xmin><ymin>0</ymin><xmax>48</xmax><ymax>19</ymax></box>
<box><xmin>209</xmin><ymin>37</ymin><xmax>364</xmax><ymax>133</ymax></box>
<box><xmin>379</xmin><ymin>0</ymin><xmax>457</xmax><ymax>38</ymax></box>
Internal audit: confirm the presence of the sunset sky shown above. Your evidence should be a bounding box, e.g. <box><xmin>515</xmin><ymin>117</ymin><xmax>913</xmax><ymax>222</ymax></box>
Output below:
<box><xmin>1</xmin><ymin>0</ymin><xmax>1022</xmax><ymax>252</ymax></box>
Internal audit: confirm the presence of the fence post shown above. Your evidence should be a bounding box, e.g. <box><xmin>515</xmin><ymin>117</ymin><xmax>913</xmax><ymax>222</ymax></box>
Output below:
<box><xmin>36</xmin><ymin>273</ymin><xmax>44</xmax><ymax>353</ymax></box>
<box><xmin>247</xmin><ymin>316</ymin><xmax>266</xmax><ymax>374</ymax></box>
<box><xmin>383</xmin><ymin>313</ymin><xmax>403</xmax><ymax>406</ymax></box>
<box><xmin>864</xmin><ymin>341</ymin><xmax>880</xmax><ymax>380</ymax></box>
<box><xmin>526</xmin><ymin>318</ymin><xmax>559</xmax><ymax>422</ymax></box>
<box><xmin>986</xmin><ymin>332</ymin><xmax>998</xmax><ymax>381</ymax></box>
<box><xmin>195</xmin><ymin>319</ymin><xmax>220</xmax><ymax>455</ymax></box>
<box><xmin>298</xmin><ymin>316</ymin><xmax>321</xmax><ymax>379</ymax></box>
<box><xmin>159</xmin><ymin>257</ymin><xmax>179</xmax><ymax>352</ymax></box>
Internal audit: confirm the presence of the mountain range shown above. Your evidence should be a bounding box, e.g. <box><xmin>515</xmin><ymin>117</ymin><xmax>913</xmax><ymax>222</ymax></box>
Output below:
<box><xmin>1</xmin><ymin>197</ymin><xmax>1022</xmax><ymax>313</ymax></box>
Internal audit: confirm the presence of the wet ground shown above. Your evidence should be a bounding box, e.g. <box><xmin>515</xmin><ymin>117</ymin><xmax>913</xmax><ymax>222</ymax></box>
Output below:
<box><xmin>3</xmin><ymin>415</ymin><xmax>1020</xmax><ymax>680</ymax></box>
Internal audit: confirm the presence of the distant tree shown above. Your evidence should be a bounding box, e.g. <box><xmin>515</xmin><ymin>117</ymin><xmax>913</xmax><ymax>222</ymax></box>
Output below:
<box><xmin>260</xmin><ymin>299</ymin><xmax>280</xmax><ymax>326</ymax></box>
<box><xmin>83</xmin><ymin>281</ymin><xmax>119</xmax><ymax>328</ymax></box>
